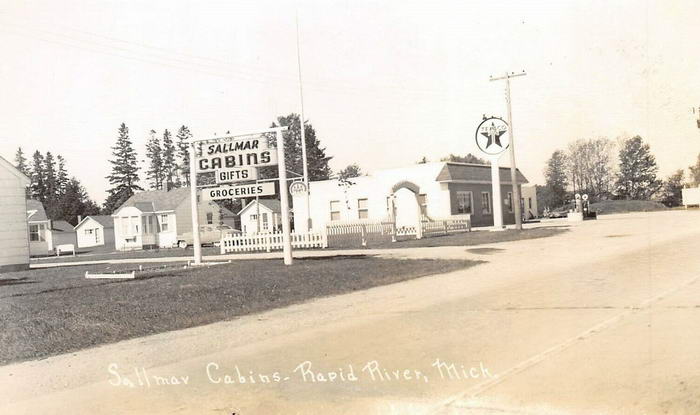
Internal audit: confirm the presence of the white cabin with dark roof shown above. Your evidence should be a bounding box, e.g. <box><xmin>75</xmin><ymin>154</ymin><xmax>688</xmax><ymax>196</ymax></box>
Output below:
<box><xmin>111</xmin><ymin>187</ymin><xmax>230</xmax><ymax>250</ymax></box>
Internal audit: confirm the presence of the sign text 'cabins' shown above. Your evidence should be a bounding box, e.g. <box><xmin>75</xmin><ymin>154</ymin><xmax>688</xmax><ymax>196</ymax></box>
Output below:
<box><xmin>215</xmin><ymin>167</ymin><xmax>258</xmax><ymax>184</ymax></box>
<box><xmin>196</xmin><ymin>137</ymin><xmax>277</xmax><ymax>172</ymax></box>
<box><xmin>201</xmin><ymin>182</ymin><xmax>276</xmax><ymax>201</ymax></box>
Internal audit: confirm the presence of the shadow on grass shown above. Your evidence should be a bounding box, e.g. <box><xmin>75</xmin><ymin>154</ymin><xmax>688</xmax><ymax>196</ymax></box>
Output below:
<box><xmin>0</xmin><ymin>278</ymin><xmax>36</xmax><ymax>286</ymax></box>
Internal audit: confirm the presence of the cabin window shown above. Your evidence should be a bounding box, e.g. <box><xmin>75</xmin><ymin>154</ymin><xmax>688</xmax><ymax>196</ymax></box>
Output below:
<box><xmin>206</xmin><ymin>212</ymin><xmax>213</xmax><ymax>225</ymax></box>
<box><xmin>160</xmin><ymin>214</ymin><xmax>168</xmax><ymax>232</ymax></box>
<box><xmin>29</xmin><ymin>224</ymin><xmax>44</xmax><ymax>242</ymax></box>
<box><xmin>456</xmin><ymin>191</ymin><xmax>473</xmax><ymax>215</ymax></box>
<box><xmin>330</xmin><ymin>200</ymin><xmax>341</xmax><ymax>221</ymax></box>
<box><xmin>130</xmin><ymin>216</ymin><xmax>139</xmax><ymax>234</ymax></box>
<box><xmin>262</xmin><ymin>213</ymin><xmax>269</xmax><ymax>230</ymax></box>
<box><xmin>481</xmin><ymin>192</ymin><xmax>491</xmax><ymax>214</ymax></box>
<box><xmin>357</xmin><ymin>198</ymin><xmax>369</xmax><ymax>219</ymax></box>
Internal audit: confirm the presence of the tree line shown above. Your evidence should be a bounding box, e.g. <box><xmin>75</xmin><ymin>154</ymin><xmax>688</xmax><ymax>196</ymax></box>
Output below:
<box><xmin>539</xmin><ymin>135</ymin><xmax>698</xmax><ymax>211</ymax></box>
<box><xmin>103</xmin><ymin>113</ymin><xmax>334</xmax><ymax>215</ymax></box>
<box><xmin>14</xmin><ymin>148</ymin><xmax>100</xmax><ymax>225</ymax></box>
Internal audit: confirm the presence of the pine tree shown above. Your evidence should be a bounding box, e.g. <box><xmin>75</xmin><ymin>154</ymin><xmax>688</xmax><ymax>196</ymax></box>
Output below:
<box><xmin>104</xmin><ymin>123</ymin><xmax>143</xmax><ymax>213</ymax></box>
<box><xmin>542</xmin><ymin>150</ymin><xmax>569</xmax><ymax>208</ymax></box>
<box><xmin>30</xmin><ymin>151</ymin><xmax>46</xmax><ymax>202</ymax></box>
<box><xmin>161</xmin><ymin>129</ymin><xmax>177</xmax><ymax>190</ymax></box>
<box><xmin>615</xmin><ymin>135</ymin><xmax>662</xmax><ymax>200</ymax></box>
<box><xmin>262</xmin><ymin>113</ymin><xmax>331</xmax><ymax>181</ymax></box>
<box><xmin>176</xmin><ymin>125</ymin><xmax>193</xmax><ymax>186</ymax></box>
<box><xmin>145</xmin><ymin>129</ymin><xmax>164</xmax><ymax>190</ymax></box>
<box><xmin>56</xmin><ymin>155</ymin><xmax>69</xmax><ymax>196</ymax></box>
<box><xmin>14</xmin><ymin>147</ymin><xmax>29</xmax><ymax>176</ymax></box>
<box><xmin>44</xmin><ymin>151</ymin><xmax>57</xmax><ymax>201</ymax></box>
<box><xmin>59</xmin><ymin>177</ymin><xmax>101</xmax><ymax>225</ymax></box>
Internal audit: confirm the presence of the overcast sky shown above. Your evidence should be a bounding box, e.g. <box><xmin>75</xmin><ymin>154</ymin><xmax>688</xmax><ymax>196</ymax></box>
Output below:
<box><xmin>1</xmin><ymin>0</ymin><xmax>699</xmax><ymax>203</ymax></box>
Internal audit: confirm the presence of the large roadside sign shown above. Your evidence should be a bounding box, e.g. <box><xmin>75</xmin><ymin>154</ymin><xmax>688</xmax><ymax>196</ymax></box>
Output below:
<box><xmin>201</xmin><ymin>182</ymin><xmax>275</xmax><ymax>201</ymax></box>
<box><xmin>215</xmin><ymin>167</ymin><xmax>258</xmax><ymax>184</ymax></box>
<box><xmin>196</xmin><ymin>136</ymin><xmax>277</xmax><ymax>172</ymax></box>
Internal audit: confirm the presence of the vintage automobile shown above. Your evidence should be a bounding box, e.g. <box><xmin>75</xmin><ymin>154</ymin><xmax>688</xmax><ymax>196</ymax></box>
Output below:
<box><xmin>177</xmin><ymin>225</ymin><xmax>239</xmax><ymax>248</ymax></box>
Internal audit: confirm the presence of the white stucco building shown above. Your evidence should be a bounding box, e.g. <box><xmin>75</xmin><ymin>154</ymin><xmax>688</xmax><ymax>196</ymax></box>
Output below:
<box><xmin>292</xmin><ymin>162</ymin><xmax>529</xmax><ymax>231</ymax></box>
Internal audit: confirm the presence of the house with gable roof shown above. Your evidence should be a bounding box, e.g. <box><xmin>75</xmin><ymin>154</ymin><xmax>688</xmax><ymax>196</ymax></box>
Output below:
<box><xmin>0</xmin><ymin>155</ymin><xmax>31</xmax><ymax>271</ymax></box>
<box><xmin>74</xmin><ymin>215</ymin><xmax>115</xmax><ymax>249</ymax></box>
<box><xmin>111</xmin><ymin>187</ymin><xmax>235</xmax><ymax>250</ymax></box>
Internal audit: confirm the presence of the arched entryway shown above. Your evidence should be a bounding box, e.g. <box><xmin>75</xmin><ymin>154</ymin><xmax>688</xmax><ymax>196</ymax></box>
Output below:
<box><xmin>388</xmin><ymin>180</ymin><xmax>423</xmax><ymax>239</ymax></box>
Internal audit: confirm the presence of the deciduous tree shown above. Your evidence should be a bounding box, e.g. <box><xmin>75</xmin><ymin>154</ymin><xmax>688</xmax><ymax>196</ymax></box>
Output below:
<box><xmin>615</xmin><ymin>135</ymin><xmax>661</xmax><ymax>200</ymax></box>
<box><xmin>337</xmin><ymin>163</ymin><xmax>363</xmax><ymax>180</ymax></box>
<box><xmin>659</xmin><ymin>169</ymin><xmax>685</xmax><ymax>207</ymax></box>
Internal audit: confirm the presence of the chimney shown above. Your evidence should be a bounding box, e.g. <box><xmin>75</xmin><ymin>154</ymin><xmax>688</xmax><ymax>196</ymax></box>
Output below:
<box><xmin>77</xmin><ymin>215</ymin><xmax>83</xmax><ymax>224</ymax></box>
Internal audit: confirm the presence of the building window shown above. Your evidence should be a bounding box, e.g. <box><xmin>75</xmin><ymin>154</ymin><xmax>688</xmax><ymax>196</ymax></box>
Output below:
<box><xmin>506</xmin><ymin>192</ymin><xmax>514</xmax><ymax>213</ymax></box>
<box><xmin>528</xmin><ymin>197</ymin><xmax>533</xmax><ymax>209</ymax></box>
<box><xmin>330</xmin><ymin>200</ymin><xmax>341</xmax><ymax>221</ymax></box>
<box><xmin>147</xmin><ymin>216</ymin><xmax>153</xmax><ymax>233</ymax></box>
<box><xmin>481</xmin><ymin>192</ymin><xmax>491</xmax><ymax>214</ymax></box>
<box><xmin>206</xmin><ymin>212</ymin><xmax>213</xmax><ymax>225</ymax></box>
<box><xmin>417</xmin><ymin>194</ymin><xmax>427</xmax><ymax>216</ymax></box>
<box><xmin>357</xmin><ymin>198</ymin><xmax>369</xmax><ymax>219</ymax></box>
<box><xmin>262</xmin><ymin>213</ymin><xmax>269</xmax><ymax>230</ymax></box>
<box><xmin>131</xmin><ymin>216</ymin><xmax>140</xmax><ymax>234</ymax></box>
<box><xmin>160</xmin><ymin>214</ymin><xmax>168</xmax><ymax>232</ymax></box>
<box><xmin>29</xmin><ymin>224</ymin><xmax>44</xmax><ymax>242</ymax></box>
<box><xmin>96</xmin><ymin>231</ymin><xmax>101</xmax><ymax>244</ymax></box>
<box><xmin>120</xmin><ymin>218</ymin><xmax>129</xmax><ymax>235</ymax></box>
<box><xmin>456</xmin><ymin>191</ymin><xmax>473</xmax><ymax>215</ymax></box>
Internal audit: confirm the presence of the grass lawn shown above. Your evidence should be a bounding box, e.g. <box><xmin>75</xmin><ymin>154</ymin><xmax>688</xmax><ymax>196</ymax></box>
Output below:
<box><xmin>370</xmin><ymin>226</ymin><xmax>569</xmax><ymax>249</ymax></box>
<box><xmin>31</xmin><ymin>245</ymin><xmax>221</xmax><ymax>264</ymax></box>
<box><xmin>590</xmin><ymin>200</ymin><xmax>667</xmax><ymax>215</ymax></box>
<box><xmin>0</xmin><ymin>256</ymin><xmax>478</xmax><ymax>365</ymax></box>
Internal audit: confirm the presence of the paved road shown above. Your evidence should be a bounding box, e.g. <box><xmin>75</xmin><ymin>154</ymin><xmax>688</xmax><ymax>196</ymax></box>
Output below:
<box><xmin>2</xmin><ymin>211</ymin><xmax>699</xmax><ymax>414</ymax></box>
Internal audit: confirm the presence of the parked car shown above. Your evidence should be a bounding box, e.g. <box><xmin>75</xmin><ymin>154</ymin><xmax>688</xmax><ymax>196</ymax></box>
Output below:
<box><xmin>547</xmin><ymin>208</ymin><xmax>569</xmax><ymax>219</ymax></box>
<box><xmin>178</xmin><ymin>225</ymin><xmax>238</xmax><ymax>248</ymax></box>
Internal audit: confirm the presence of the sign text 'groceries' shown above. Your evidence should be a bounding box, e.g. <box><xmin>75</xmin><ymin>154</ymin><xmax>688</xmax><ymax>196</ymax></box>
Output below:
<box><xmin>201</xmin><ymin>182</ymin><xmax>275</xmax><ymax>201</ymax></box>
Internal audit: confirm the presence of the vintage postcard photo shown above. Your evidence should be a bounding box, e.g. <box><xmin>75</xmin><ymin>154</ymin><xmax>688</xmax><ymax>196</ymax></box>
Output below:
<box><xmin>1</xmin><ymin>1</ymin><xmax>699</xmax><ymax>414</ymax></box>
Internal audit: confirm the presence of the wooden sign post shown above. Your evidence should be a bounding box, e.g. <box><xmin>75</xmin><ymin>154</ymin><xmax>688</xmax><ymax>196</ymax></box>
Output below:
<box><xmin>188</xmin><ymin>126</ymin><xmax>292</xmax><ymax>265</ymax></box>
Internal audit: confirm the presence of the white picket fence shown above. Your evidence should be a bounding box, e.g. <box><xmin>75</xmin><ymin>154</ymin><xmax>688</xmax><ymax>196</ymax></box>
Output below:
<box><xmin>219</xmin><ymin>215</ymin><xmax>471</xmax><ymax>253</ymax></box>
<box><xmin>220</xmin><ymin>231</ymin><xmax>327</xmax><ymax>254</ymax></box>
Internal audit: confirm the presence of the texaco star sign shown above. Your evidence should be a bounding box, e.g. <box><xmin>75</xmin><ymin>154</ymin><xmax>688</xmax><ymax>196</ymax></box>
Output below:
<box><xmin>475</xmin><ymin>117</ymin><xmax>510</xmax><ymax>157</ymax></box>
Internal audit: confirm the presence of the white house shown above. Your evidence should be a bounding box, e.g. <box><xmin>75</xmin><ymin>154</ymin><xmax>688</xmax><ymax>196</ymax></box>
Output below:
<box><xmin>111</xmin><ymin>187</ymin><xmax>229</xmax><ymax>251</ymax></box>
<box><xmin>292</xmin><ymin>162</ymin><xmax>529</xmax><ymax>230</ymax></box>
<box><xmin>521</xmin><ymin>185</ymin><xmax>539</xmax><ymax>220</ymax></box>
<box><xmin>75</xmin><ymin>215</ymin><xmax>115</xmax><ymax>249</ymax></box>
<box><xmin>239</xmin><ymin>199</ymin><xmax>284</xmax><ymax>234</ymax></box>
<box><xmin>26</xmin><ymin>199</ymin><xmax>54</xmax><ymax>256</ymax></box>
<box><xmin>0</xmin><ymin>156</ymin><xmax>31</xmax><ymax>272</ymax></box>
<box><xmin>682</xmin><ymin>187</ymin><xmax>700</xmax><ymax>208</ymax></box>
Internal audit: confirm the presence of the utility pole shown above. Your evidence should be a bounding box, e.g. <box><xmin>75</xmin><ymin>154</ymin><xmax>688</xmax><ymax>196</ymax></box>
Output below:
<box><xmin>490</xmin><ymin>70</ymin><xmax>526</xmax><ymax>230</ymax></box>
<box><xmin>296</xmin><ymin>10</ymin><xmax>312</xmax><ymax>231</ymax></box>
